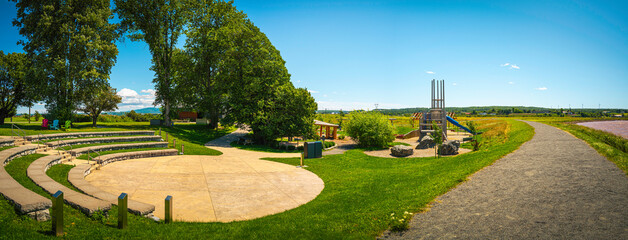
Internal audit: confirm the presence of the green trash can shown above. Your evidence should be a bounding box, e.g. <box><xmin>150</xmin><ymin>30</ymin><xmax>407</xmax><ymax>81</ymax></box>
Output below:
<box><xmin>304</xmin><ymin>141</ymin><xmax>322</xmax><ymax>158</ymax></box>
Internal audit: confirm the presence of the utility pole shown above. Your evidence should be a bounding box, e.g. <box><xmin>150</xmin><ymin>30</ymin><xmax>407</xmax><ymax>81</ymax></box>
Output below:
<box><xmin>374</xmin><ymin>104</ymin><xmax>378</xmax><ymax>110</ymax></box>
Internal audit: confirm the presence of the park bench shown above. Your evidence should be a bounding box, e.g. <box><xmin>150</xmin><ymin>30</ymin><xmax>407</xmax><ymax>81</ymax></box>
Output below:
<box><xmin>27</xmin><ymin>155</ymin><xmax>111</xmax><ymax>216</ymax></box>
<box><xmin>0</xmin><ymin>145</ymin><xmax>52</xmax><ymax>221</ymax></box>
<box><xmin>68</xmin><ymin>142</ymin><xmax>168</xmax><ymax>157</ymax></box>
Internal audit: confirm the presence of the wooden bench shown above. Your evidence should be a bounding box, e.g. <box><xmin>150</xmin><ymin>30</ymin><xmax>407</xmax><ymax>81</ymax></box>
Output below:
<box><xmin>46</xmin><ymin>135</ymin><xmax>163</xmax><ymax>149</ymax></box>
<box><xmin>25</xmin><ymin>130</ymin><xmax>155</xmax><ymax>141</ymax></box>
<box><xmin>0</xmin><ymin>145</ymin><xmax>51</xmax><ymax>221</ymax></box>
<box><xmin>27</xmin><ymin>155</ymin><xmax>111</xmax><ymax>216</ymax></box>
<box><xmin>68</xmin><ymin>142</ymin><xmax>169</xmax><ymax>157</ymax></box>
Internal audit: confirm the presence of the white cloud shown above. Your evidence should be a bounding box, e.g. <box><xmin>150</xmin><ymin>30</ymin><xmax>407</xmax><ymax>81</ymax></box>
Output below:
<box><xmin>508</xmin><ymin>81</ymin><xmax>515</xmax><ymax>85</ymax></box>
<box><xmin>510</xmin><ymin>64</ymin><xmax>520</xmax><ymax>69</ymax></box>
<box><xmin>452</xmin><ymin>83</ymin><xmax>457</xmax><ymax>86</ymax></box>
<box><xmin>323</xmin><ymin>94</ymin><xmax>328</xmax><ymax>97</ymax></box>
<box><xmin>307</xmin><ymin>90</ymin><xmax>319</xmax><ymax>94</ymax></box>
<box><xmin>426</xmin><ymin>71</ymin><xmax>435</xmax><ymax>74</ymax></box>
<box><xmin>501</xmin><ymin>63</ymin><xmax>520</xmax><ymax>69</ymax></box>
<box><xmin>501</xmin><ymin>63</ymin><xmax>510</xmax><ymax>67</ymax></box>
<box><xmin>535</xmin><ymin>87</ymin><xmax>548</xmax><ymax>91</ymax></box>
<box><xmin>116</xmin><ymin>88</ymin><xmax>156</xmax><ymax>111</ymax></box>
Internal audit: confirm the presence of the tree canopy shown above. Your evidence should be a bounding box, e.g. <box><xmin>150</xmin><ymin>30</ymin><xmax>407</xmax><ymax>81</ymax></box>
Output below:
<box><xmin>115</xmin><ymin>0</ymin><xmax>186</xmax><ymax>127</ymax></box>
<box><xmin>79</xmin><ymin>86</ymin><xmax>122</xmax><ymax>127</ymax></box>
<box><xmin>0</xmin><ymin>51</ymin><xmax>37</xmax><ymax>125</ymax></box>
<box><xmin>11</xmin><ymin>0</ymin><xmax>119</xmax><ymax>121</ymax></box>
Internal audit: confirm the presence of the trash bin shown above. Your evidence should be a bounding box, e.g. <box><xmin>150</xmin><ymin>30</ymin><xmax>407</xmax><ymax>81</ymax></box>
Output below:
<box><xmin>304</xmin><ymin>141</ymin><xmax>322</xmax><ymax>158</ymax></box>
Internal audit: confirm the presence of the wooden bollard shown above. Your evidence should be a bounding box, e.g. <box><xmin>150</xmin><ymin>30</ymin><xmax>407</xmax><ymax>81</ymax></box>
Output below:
<box><xmin>165</xmin><ymin>195</ymin><xmax>173</xmax><ymax>224</ymax></box>
<box><xmin>159</xmin><ymin>128</ymin><xmax>161</xmax><ymax>136</ymax></box>
<box><xmin>52</xmin><ymin>190</ymin><xmax>64</xmax><ymax>236</ymax></box>
<box><xmin>165</xmin><ymin>133</ymin><xmax>168</xmax><ymax>145</ymax></box>
<box><xmin>173</xmin><ymin>139</ymin><xmax>176</xmax><ymax>148</ymax></box>
<box><xmin>118</xmin><ymin>193</ymin><xmax>128</xmax><ymax>229</ymax></box>
<box><xmin>181</xmin><ymin>144</ymin><xmax>184</xmax><ymax>155</ymax></box>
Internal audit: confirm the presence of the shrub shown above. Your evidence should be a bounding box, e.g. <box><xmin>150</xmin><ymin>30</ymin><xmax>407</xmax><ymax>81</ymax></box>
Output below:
<box><xmin>297</xmin><ymin>146</ymin><xmax>304</xmax><ymax>151</ymax></box>
<box><xmin>287</xmin><ymin>145</ymin><xmax>296</xmax><ymax>151</ymax></box>
<box><xmin>324</xmin><ymin>141</ymin><xmax>335</xmax><ymax>148</ymax></box>
<box><xmin>344</xmin><ymin>111</ymin><xmax>394</xmax><ymax>148</ymax></box>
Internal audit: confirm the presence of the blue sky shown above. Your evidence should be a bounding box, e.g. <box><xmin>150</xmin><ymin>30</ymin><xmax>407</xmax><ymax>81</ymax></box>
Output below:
<box><xmin>2</xmin><ymin>0</ymin><xmax>627</xmax><ymax>113</ymax></box>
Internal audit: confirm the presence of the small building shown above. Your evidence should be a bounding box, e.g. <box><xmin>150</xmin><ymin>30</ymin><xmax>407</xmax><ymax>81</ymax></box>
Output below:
<box><xmin>314</xmin><ymin>120</ymin><xmax>339</xmax><ymax>139</ymax></box>
<box><xmin>178</xmin><ymin>111</ymin><xmax>197</xmax><ymax>121</ymax></box>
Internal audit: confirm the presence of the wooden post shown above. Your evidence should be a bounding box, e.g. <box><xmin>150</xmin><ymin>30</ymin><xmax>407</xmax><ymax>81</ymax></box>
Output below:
<box><xmin>165</xmin><ymin>195</ymin><xmax>173</xmax><ymax>223</ymax></box>
<box><xmin>165</xmin><ymin>133</ymin><xmax>168</xmax><ymax>145</ymax></box>
<box><xmin>173</xmin><ymin>139</ymin><xmax>176</xmax><ymax>148</ymax></box>
<box><xmin>159</xmin><ymin>128</ymin><xmax>161</xmax><ymax>136</ymax></box>
<box><xmin>118</xmin><ymin>193</ymin><xmax>128</xmax><ymax>229</ymax></box>
<box><xmin>181</xmin><ymin>144</ymin><xmax>184</xmax><ymax>155</ymax></box>
<box><xmin>52</xmin><ymin>190</ymin><xmax>63</xmax><ymax>236</ymax></box>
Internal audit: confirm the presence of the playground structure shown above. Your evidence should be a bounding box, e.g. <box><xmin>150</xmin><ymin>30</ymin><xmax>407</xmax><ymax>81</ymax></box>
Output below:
<box><xmin>418</xmin><ymin>79</ymin><xmax>474</xmax><ymax>140</ymax></box>
<box><xmin>419</xmin><ymin>79</ymin><xmax>448</xmax><ymax>139</ymax></box>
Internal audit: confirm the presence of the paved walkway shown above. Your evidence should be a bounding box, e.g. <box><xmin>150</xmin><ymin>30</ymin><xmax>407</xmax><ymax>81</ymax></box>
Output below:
<box><xmin>385</xmin><ymin>121</ymin><xmax>628</xmax><ymax>239</ymax></box>
<box><xmin>86</xmin><ymin>129</ymin><xmax>324</xmax><ymax>222</ymax></box>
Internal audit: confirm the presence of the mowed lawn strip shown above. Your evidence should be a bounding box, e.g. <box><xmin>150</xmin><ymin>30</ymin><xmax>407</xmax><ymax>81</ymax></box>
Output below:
<box><xmin>0</xmin><ymin>120</ymin><xmax>533</xmax><ymax>239</ymax></box>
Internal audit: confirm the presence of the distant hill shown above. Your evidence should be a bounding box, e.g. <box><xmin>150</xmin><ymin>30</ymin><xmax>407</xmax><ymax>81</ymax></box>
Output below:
<box><xmin>105</xmin><ymin>107</ymin><xmax>161</xmax><ymax>116</ymax></box>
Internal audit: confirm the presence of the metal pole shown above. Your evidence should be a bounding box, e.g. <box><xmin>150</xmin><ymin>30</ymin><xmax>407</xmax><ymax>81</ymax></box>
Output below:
<box><xmin>118</xmin><ymin>193</ymin><xmax>128</xmax><ymax>229</ymax></box>
<box><xmin>165</xmin><ymin>195</ymin><xmax>173</xmax><ymax>223</ymax></box>
<box><xmin>52</xmin><ymin>190</ymin><xmax>63</xmax><ymax>237</ymax></box>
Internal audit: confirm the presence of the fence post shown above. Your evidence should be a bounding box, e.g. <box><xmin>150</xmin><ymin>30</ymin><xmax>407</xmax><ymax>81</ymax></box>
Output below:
<box><xmin>52</xmin><ymin>190</ymin><xmax>64</xmax><ymax>236</ymax></box>
<box><xmin>118</xmin><ymin>193</ymin><xmax>128</xmax><ymax>229</ymax></box>
<box><xmin>165</xmin><ymin>195</ymin><xmax>173</xmax><ymax>223</ymax></box>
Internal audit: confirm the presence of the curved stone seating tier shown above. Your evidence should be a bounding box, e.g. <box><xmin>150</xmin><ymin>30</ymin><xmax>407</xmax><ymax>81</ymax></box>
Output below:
<box><xmin>0</xmin><ymin>138</ymin><xmax>15</xmax><ymax>147</ymax></box>
<box><xmin>27</xmin><ymin>155</ymin><xmax>111</xmax><ymax>216</ymax></box>
<box><xmin>0</xmin><ymin>145</ymin><xmax>51</xmax><ymax>221</ymax></box>
<box><xmin>68</xmin><ymin>142</ymin><xmax>169</xmax><ymax>157</ymax></box>
<box><xmin>46</xmin><ymin>135</ymin><xmax>163</xmax><ymax>149</ymax></box>
<box><xmin>68</xmin><ymin>149</ymin><xmax>178</xmax><ymax>216</ymax></box>
<box><xmin>26</xmin><ymin>130</ymin><xmax>155</xmax><ymax>141</ymax></box>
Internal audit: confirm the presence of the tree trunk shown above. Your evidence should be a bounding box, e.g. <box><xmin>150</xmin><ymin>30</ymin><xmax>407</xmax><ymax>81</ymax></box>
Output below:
<box><xmin>92</xmin><ymin>114</ymin><xmax>98</xmax><ymax>127</ymax></box>
<box><xmin>164</xmin><ymin>102</ymin><xmax>171</xmax><ymax>127</ymax></box>
<box><xmin>0</xmin><ymin>113</ymin><xmax>5</xmax><ymax>125</ymax></box>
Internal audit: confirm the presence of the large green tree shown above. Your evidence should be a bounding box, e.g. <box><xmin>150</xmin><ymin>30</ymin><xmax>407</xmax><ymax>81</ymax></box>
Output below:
<box><xmin>78</xmin><ymin>86</ymin><xmax>122</xmax><ymax>127</ymax></box>
<box><xmin>11</xmin><ymin>0</ymin><xmax>119</xmax><ymax>121</ymax></box>
<box><xmin>179</xmin><ymin>0</ymin><xmax>244</xmax><ymax>129</ymax></box>
<box><xmin>0</xmin><ymin>51</ymin><xmax>37</xmax><ymax>125</ymax></box>
<box><xmin>115</xmin><ymin>0</ymin><xmax>186</xmax><ymax>127</ymax></box>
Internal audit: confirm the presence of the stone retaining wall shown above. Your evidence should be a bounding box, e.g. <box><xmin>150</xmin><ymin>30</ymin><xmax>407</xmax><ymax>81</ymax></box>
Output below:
<box><xmin>0</xmin><ymin>138</ymin><xmax>14</xmax><ymax>147</ymax></box>
<box><xmin>46</xmin><ymin>136</ymin><xmax>163</xmax><ymax>148</ymax></box>
<box><xmin>28</xmin><ymin>155</ymin><xmax>111</xmax><ymax>216</ymax></box>
<box><xmin>69</xmin><ymin>142</ymin><xmax>169</xmax><ymax>157</ymax></box>
<box><xmin>95</xmin><ymin>149</ymin><xmax>178</xmax><ymax>167</ymax></box>
<box><xmin>0</xmin><ymin>145</ymin><xmax>51</xmax><ymax>221</ymax></box>
<box><xmin>26</xmin><ymin>131</ymin><xmax>155</xmax><ymax>141</ymax></box>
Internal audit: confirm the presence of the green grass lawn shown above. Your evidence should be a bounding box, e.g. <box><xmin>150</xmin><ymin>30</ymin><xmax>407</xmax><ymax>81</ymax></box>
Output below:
<box><xmin>0</xmin><ymin>119</ymin><xmax>534</xmax><ymax>239</ymax></box>
<box><xmin>230</xmin><ymin>141</ymin><xmax>301</xmax><ymax>153</ymax></box>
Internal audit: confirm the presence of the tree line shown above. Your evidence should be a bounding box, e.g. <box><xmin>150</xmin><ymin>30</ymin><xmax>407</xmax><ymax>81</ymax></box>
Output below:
<box><xmin>2</xmin><ymin>0</ymin><xmax>316</xmax><ymax>143</ymax></box>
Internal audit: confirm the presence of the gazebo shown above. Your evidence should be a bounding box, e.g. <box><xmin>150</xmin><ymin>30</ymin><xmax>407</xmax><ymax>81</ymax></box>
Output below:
<box><xmin>314</xmin><ymin>120</ymin><xmax>339</xmax><ymax>139</ymax></box>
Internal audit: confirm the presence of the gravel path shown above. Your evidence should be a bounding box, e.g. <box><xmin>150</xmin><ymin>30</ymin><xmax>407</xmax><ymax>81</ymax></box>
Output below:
<box><xmin>384</xmin><ymin>121</ymin><xmax>628</xmax><ymax>239</ymax></box>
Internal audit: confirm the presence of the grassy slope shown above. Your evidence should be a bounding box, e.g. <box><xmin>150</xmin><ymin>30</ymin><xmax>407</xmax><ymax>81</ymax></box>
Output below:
<box><xmin>76</xmin><ymin>148</ymin><xmax>167</xmax><ymax>160</ymax></box>
<box><xmin>0</xmin><ymin>119</ymin><xmax>533</xmax><ymax>239</ymax></box>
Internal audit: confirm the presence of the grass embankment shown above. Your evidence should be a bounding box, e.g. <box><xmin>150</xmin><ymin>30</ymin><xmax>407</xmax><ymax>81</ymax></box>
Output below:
<box><xmin>0</xmin><ymin>119</ymin><xmax>533</xmax><ymax>239</ymax></box>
